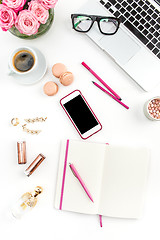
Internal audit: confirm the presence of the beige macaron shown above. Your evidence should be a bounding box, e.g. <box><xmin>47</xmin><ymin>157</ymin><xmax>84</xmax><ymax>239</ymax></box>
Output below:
<box><xmin>52</xmin><ymin>63</ymin><xmax>67</xmax><ymax>78</ymax></box>
<box><xmin>59</xmin><ymin>72</ymin><xmax>74</xmax><ymax>86</ymax></box>
<box><xmin>43</xmin><ymin>81</ymin><xmax>58</xmax><ymax>96</ymax></box>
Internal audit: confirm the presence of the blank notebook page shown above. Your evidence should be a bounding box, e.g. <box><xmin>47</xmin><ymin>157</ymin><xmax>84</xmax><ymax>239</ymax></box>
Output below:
<box><xmin>98</xmin><ymin>146</ymin><xmax>150</xmax><ymax>218</ymax></box>
<box><xmin>55</xmin><ymin>140</ymin><xmax>106</xmax><ymax>214</ymax></box>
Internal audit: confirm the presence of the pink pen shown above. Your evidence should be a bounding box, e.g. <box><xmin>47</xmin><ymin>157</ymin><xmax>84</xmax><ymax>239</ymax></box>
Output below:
<box><xmin>92</xmin><ymin>81</ymin><xmax>129</xmax><ymax>110</ymax></box>
<box><xmin>81</xmin><ymin>61</ymin><xmax>121</xmax><ymax>101</ymax></box>
<box><xmin>69</xmin><ymin>163</ymin><xmax>94</xmax><ymax>202</ymax></box>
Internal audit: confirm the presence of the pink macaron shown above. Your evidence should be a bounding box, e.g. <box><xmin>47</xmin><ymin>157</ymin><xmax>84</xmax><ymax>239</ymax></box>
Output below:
<box><xmin>43</xmin><ymin>81</ymin><xmax>58</xmax><ymax>96</ymax></box>
<box><xmin>52</xmin><ymin>63</ymin><xmax>67</xmax><ymax>78</ymax></box>
<box><xmin>59</xmin><ymin>72</ymin><xmax>74</xmax><ymax>86</ymax></box>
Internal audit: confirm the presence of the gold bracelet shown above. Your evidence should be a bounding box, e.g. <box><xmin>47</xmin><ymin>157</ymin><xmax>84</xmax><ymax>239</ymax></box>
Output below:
<box><xmin>22</xmin><ymin>124</ymin><xmax>42</xmax><ymax>135</ymax></box>
<box><xmin>24</xmin><ymin>117</ymin><xmax>47</xmax><ymax>124</ymax></box>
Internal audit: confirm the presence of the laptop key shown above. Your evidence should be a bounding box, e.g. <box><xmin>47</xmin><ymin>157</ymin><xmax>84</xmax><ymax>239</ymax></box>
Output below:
<box><xmin>100</xmin><ymin>0</ymin><xmax>105</xmax><ymax>5</ymax></box>
<box><xmin>152</xmin><ymin>38</ymin><xmax>158</xmax><ymax>44</ymax></box>
<box><xmin>145</xmin><ymin>1</ymin><xmax>150</xmax><ymax>6</ymax></box>
<box><xmin>142</xmin><ymin>29</ymin><xmax>148</xmax><ymax>36</ymax></box>
<box><xmin>115</xmin><ymin>3</ymin><xmax>121</xmax><ymax>9</ymax></box>
<box><xmin>156</xmin><ymin>42</ymin><xmax>160</xmax><ymax>49</ymax></box>
<box><xmin>147</xmin><ymin>9</ymin><xmax>153</xmax><ymax>15</ymax></box>
<box><xmin>124</xmin><ymin>20</ymin><xmax>149</xmax><ymax>45</ymax></box>
<box><xmin>126</xmin><ymin>5</ymin><xmax>132</xmax><ymax>11</ymax></box>
<box><xmin>150</xmin><ymin>20</ymin><xmax>156</xmax><ymax>26</ymax></box>
<box><xmin>127</xmin><ymin>0</ymin><xmax>133</xmax><ymax>3</ymax></box>
<box><xmin>120</xmin><ymin>15</ymin><xmax>126</xmax><ymax>22</ymax></box>
<box><xmin>142</xmin><ymin>4</ymin><xmax>148</xmax><ymax>10</ymax></box>
<box><xmin>156</xmin><ymin>18</ymin><xmax>160</xmax><ymax>24</ymax></box>
<box><xmin>114</xmin><ymin>11</ymin><xmax>121</xmax><ymax>17</ymax></box>
<box><xmin>136</xmin><ymin>7</ymin><xmax>142</xmax><ymax>13</ymax></box>
<box><xmin>138</xmin><ymin>1</ymin><xmax>144</xmax><ymax>6</ymax></box>
<box><xmin>149</xmin><ymin>27</ymin><xmax>155</xmax><ymax>33</ymax></box>
<box><xmin>147</xmin><ymin>33</ymin><xmax>153</xmax><ymax>40</ymax></box>
<box><xmin>140</xmin><ymin>18</ymin><xmax>146</xmax><ymax>25</ymax></box>
<box><xmin>133</xmin><ymin>20</ymin><xmax>139</xmax><ymax>27</ymax></box>
<box><xmin>152</xmin><ymin>13</ymin><xmax>158</xmax><ymax>19</ymax></box>
<box><xmin>129</xmin><ymin>16</ymin><xmax>134</xmax><ymax>22</ymax></box>
<box><xmin>109</xmin><ymin>8</ymin><xmax>114</xmax><ymax>13</ymax></box>
<box><xmin>154</xmin><ymin>24</ymin><xmax>160</xmax><ymax>30</ymax></box>
<box><xmin>154</xmin><ymin>31</ymin><xmax>159</xmax><ymax>38</ymax></box>
<box><xmin>145</xmin><ymin>15</ymin><xmax>151</xmax><ymax>21</ymax></box>
<box><xmin>153</xmin><ymin>48</ymin><xmax>159</xmax><ymax>55</ymax></box>
<box><xmin>147</xmin><ymin>42</ymin><xmax>154</xmax><ymax>50</ymax></box>
<box><xmin>157</xmin><ymin>53</ymin><xmax>160</xmax><ymax>59</ymax></box>
<box><xmin>122</xmin><ymin>2</ymin><xmax>128</xmax><ymax>7</ymax></box>
<box><xmin>108</xmin><ymin>0</ymin><xmax>116</xmax><ymax>5</ymax></box>
<box><xmin>135</xmin><ymin>14</ymin><xmax>141</xmax><ymax>20</ymax></box>
<box><xmin>120</xmin><ymin>7</ymin><xmax>125</xmax><ymax>14</ymax></box>
<box><xmin>105</xmin><ymin>2</ymin><xmax>112</xmax><ymax>9</ymax></box>
<box><xmin>124</xmin><ymin>12</ymin><xmax>130</xmax><ymax>18</ymax></box>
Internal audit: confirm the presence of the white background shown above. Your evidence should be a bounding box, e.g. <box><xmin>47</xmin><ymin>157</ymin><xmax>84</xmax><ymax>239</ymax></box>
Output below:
<box><xmin>1</xmin><ymin>0</ymin><xmax>160</xmax><ymax>239</ymax></box>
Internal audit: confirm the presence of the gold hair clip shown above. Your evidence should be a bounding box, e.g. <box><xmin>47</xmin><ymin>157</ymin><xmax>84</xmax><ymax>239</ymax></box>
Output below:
<box><xmin>22</xmin><ymin>124</ymin><xmax>42</xmax><ymax>135</ymax></box>
<box><xmin>24</xmin><ymin>117</ymin><xmax>47</xmax><ymax>124</ymax></box>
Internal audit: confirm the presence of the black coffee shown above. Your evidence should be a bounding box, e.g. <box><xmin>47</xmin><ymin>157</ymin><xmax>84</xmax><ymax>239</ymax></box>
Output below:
<box><xmin>13</xmin><ymin>50</ymin><xmax>35</xmax><ymax>72</ymax></box>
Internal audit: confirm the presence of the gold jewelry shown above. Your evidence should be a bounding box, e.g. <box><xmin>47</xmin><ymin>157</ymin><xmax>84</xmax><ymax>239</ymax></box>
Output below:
<box><xmin>24</xmin><ymin>117</ymin><xmax>47</xmax><ymax>124</ymax></box>
<box><xmin>22</xmin><ymin>124</ymin><xmax>41</xmax><ymax>135</ymax></box>
<box><xmin>11</xmin><ymin>118</ymin><xmax>20</xmax><ymax>126</ymax></box>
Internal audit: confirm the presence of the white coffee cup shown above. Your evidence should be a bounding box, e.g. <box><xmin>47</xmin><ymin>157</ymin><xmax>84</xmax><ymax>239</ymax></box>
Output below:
<box><xmin>8</xmin><ymin>46</ymin><xmax>38</xmax><ymax>75</ymax></box>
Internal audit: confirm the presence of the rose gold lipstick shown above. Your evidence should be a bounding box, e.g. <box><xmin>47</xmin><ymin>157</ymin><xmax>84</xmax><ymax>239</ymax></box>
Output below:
<box><xmin>17</xmin><ymin>141</ymin><xmax>27</xmax><ymax>164</ymax></box>
<box><xmin>24</xmin><ymin>153</ymin><xmax>46</xmax><ymax>176</ymax></box>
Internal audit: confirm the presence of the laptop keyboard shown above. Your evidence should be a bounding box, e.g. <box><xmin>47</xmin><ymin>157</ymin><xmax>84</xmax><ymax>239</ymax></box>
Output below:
<box><xmin>99</xmin><ymin>0</ymin><xmax>160</xmax><ymax>59</ymax></box>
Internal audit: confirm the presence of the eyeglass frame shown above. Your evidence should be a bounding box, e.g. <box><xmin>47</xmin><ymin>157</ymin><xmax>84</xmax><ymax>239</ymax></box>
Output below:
<box><xmin>71</xmin><ymin>14</ymin><xmax>121</xmax><ymax>35</ymax></box>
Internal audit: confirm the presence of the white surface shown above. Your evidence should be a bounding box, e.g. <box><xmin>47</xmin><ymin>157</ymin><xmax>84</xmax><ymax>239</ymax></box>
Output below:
<box><xmin>55</xmin><ymin>140</ymin><xmax>149</xmax><ymax>218</ymax></box>
<box><xmin>1</xmin><ymin>0</ymin><xmax>160</xmax><ymax>239</ymax></box>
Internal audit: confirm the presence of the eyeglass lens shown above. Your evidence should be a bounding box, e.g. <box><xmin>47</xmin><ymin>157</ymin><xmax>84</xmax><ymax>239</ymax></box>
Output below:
<box><xmin>73</xmin><ymin>15</ymin><xmax>119</xmax><ymax>34</ymax></box>
<box><xmin>73</xmin><ymin>16</ymin><xmax>93</xmax><ymax>32</ymax></box>
<box><xmin>99</xmin><ymin>18</ymin><xmax>119</xmax><ymax>34</ymax></box>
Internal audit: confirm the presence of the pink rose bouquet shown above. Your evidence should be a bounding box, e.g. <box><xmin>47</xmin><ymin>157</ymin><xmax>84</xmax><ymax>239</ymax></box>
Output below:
<box><xmin>0</xmin><ymin>4</ymin><xmax>17</xmax><ymax>31</ymax></box>
<box><xmin>28</xmin><ymin>0</ymin><xmax>49</xmax><ymax>24</ymax></box>
<box><xmin>3</xmin><ymin>0</ymin><xmax>26</xmax><ymax>12</ymax></box>
<box><xmin>0</xmin><ymin>0</ymin><xmax>58</xmax><ymax>36</ymax></box>
<box><xmin>15</xmin><ymin>10</ymin><xmax>40</xmax><ymax>35</ymax></box>
<box><xmin>39</xmin><ymin>0</ymin><xmax>58</xmax><ymax>10</ymax></box>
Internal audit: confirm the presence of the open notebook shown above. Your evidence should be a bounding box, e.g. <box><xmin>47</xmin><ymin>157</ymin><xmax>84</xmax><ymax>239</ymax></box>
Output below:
<box><xmin>55</xmin><ymin>140</ymin><xmax>150</xmax><ymax>219</ymax></box>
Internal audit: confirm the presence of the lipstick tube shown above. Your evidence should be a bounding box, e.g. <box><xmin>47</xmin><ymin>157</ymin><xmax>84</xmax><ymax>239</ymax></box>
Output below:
<box><xmin>17</xmin><ymin>141</ymin><xmax>27</xmax><ymax>164</ymax></box>
<box><xmin>24</xmin><ymin>154</ymin><xmax>46</xmax><ymax>176</ymax></box>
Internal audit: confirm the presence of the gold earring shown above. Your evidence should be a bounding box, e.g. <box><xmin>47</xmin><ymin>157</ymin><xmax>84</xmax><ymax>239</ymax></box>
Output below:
<box><xmin>11</xmin><ymin>118</ymin><xmax>20</xmax><ymax>126</ymax></box>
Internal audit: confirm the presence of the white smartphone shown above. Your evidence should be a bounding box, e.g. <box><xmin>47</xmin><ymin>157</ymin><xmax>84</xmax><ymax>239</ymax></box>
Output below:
<box><xmin>60</xmin><ymin>90</ymin><xmax>102</xmax><ymax>139</ymax></box>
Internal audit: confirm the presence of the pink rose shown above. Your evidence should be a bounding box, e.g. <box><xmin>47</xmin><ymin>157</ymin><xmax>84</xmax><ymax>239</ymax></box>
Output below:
<box><xmin>15</xmin><ymin>10</ymin><xmax>40</xmax><ymax>35</ymax></box>
<box><xmin>38</xmin><ymin>0</ymin><xmax>58</xmax><ymax>10</ymax></box>
<box><xmin>28</xmin><ymin>0</ymin><xmax>49</xmax><ymax>24</ymax></box>
<box><xmin>0</xmin><ymin>4</ymin><xmax>17</xmax><ymax>31</ymax></box>
<box><xmin>2</xmin><ymin>0</ymin><xmax>26</xmax><ymax>12</ymax></box>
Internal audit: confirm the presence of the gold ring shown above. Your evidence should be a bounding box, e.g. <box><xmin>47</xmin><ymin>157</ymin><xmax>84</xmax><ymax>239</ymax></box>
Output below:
<box><xmin>11</xmin><ymin>118</ymin><xmax>20</xmax><ymax>126</ymax></box>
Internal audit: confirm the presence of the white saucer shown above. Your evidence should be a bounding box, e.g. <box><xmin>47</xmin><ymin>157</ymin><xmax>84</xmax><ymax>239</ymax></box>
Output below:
<box><xmin>10</xmin><ymin>48</ymin><xmax>47</xmax><ymax>85</ymax></box>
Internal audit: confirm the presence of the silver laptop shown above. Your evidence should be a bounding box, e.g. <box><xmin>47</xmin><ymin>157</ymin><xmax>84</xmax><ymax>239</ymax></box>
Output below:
<box><xmin>77</xmin><ymin>0</ymin><xmax>160</xmax><ymax>91</ymax></box>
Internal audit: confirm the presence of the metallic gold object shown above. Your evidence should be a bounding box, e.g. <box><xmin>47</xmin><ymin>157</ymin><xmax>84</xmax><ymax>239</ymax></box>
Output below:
<box><xmin>17</xmin><ymin>141</ymin><xmax>27</xmax><ymax>164</ymax></box>
<box><xmin>24</xmin><ymin>117</ymin><xmax>47</xmax><ymax>123</ymax></box>
<box><xmin>22</xmin><ymin>124</ymin><xmax>41</xmax><ymax>135</ymax></box>
<box><xmin>11</xmin><ymin>118</ymin><xmax>19</xmax><ymax>126</ymax></box>
<box><xmin>11</xmin><ymin>186</ymin><xmax>43</xmax><ymax>218</ymax></box>
<box><xmin>24</xmin><ymin>154</ymin><xmax>46</xmax><ymax>176</ymax></box>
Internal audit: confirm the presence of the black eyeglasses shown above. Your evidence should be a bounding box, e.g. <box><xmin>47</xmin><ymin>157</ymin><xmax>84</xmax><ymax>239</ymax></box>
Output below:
<box><xmin>71</xmin><ymin>14</ymin><xmax>121</xmax><ymax>35</ymax></box>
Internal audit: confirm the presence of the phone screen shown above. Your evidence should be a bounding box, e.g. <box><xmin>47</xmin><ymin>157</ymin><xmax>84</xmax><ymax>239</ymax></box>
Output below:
<box><xmin>63</xmin><ymin>95</ymin><xmax>99</xmax><ymax>134</ymax></box>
